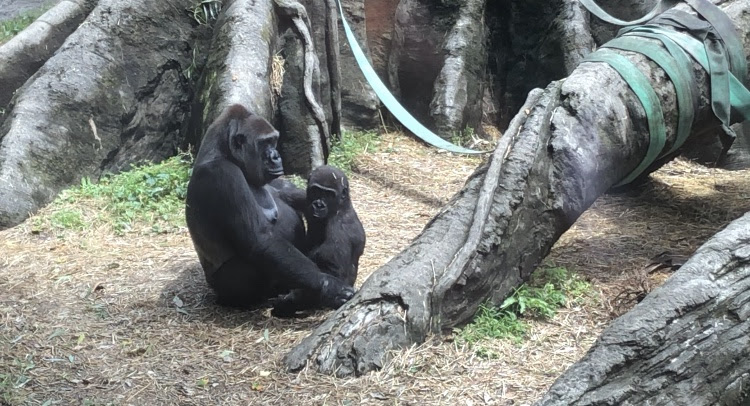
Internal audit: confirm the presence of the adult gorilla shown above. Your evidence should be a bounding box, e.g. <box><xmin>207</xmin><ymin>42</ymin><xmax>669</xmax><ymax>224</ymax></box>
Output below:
<box><xmin>185</xmin><ymin>104</ymin><xmax>355</xmax><ymax>309</ymax></box>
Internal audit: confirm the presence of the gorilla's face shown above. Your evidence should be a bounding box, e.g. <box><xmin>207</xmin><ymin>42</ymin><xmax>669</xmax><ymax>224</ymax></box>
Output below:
<box><xmin>307</xmin><ymin>185</ymin><xmax>337</xmax><ymax>218</ymax></box>
<box><xmin>228</xmin><ymin>115</ymin><xmax>283</xmax><ymax>187</ymax></box>
<box><xmin>258</xmin><ymin>135</ymin><xmax>283</xmax><ymax>179</ymax></box>
<box><xmin>306</xmin><ymin>166</ymin><xmax>350</xmax><ymax>219</ymax></box>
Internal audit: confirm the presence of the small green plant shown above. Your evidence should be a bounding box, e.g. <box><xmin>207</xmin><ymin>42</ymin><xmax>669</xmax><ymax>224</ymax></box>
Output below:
<box><xmin>456</xmin><ymin>265</ymin><xmax>592</xmax><ymax>351</ymax></box>
<box><xmin>450</xmin><ymin>126</ymin><xmax>476</xmax><ymax>148</ymax></box>
<box><xmin>49</xmin><ymin>208</ymin><xmax>85</xmax><ymax>230</ymax></box>
<box><xmin>457</xmin><ymin>303</ymin><xmax>527</xmax><ymax>346</ymax></box>
<box><xmin>0</xmin><ymin>355</ymin><xmax>35</xmax><ymax>403</ymax></box>
<box><xmin>35</xmin><ymin>154</ymin><xmax>192</xmax><ymax>234</ymax></box>
<box><xmin>183</xmin><ymin>47</ymin><xmax>199</xmax><ymax>81</ymax></box>
<box><xmin>328</xmin><ymin>130</ymin><xmax>379</xmax><ymax>173</ymax></box>
<box><xmin>0</xmin><ymin>5</ymin><xmax>52</xmax><ymax>44</ymax></box>
<box><xmin>187</xmin><ymin>0</ymin><xmax>222</xmax><ymax>25</ymax></box>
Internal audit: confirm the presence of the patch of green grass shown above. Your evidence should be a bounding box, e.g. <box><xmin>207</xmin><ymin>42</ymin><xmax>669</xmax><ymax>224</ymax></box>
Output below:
<box><xmin>455</xmin><ymin>265</ymin><xmax>592</xmax><ymax>354</ymax></box>
<box><xmin>35</xmin><ymin>154</ymin><xmax>192</xmax><ymax>234</ymax></box>
<box><xmin>328</xmin><ymin>130</ymin><xmax>379</xmax><ymax>173</ymax></box>
<box><xmin>85</xmin><ymin>155</ymin><xmax>191</xmax><ymax>232</ymax></box>
<box><xmin>0</xmin><ymin>355</ymin><xmax>35</xmax><ymax>404</ymax></box>
<box><xmin>457</xmin><ymin>304</ymin><xmax>527</xmax><ymax>347</ymax></box>
<box><xmin>0</xmin><ymin>4</ymin><xmax>52</xmax><ymax>44</ymax></box>
<box><xmin>48</xmin><ymin>208</ymin><xmax>85</xmax><ymax>230</ymax></box>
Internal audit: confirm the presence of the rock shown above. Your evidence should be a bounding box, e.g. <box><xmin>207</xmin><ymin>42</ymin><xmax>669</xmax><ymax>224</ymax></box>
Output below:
<box><xmin>429</xmin><ymin>0</ymin><xmax>488</xmax><ymax>136</ymax></box>
<box><xmin>0</xmin><ymin>0</ymin><xmax>96</xmax><ymax>109</ymax></box>
<box><xmin>0</xmin><ymin>0</ymin><xmax>201</xmax><ymax>229</ymax></box>
<box><xmin>337</xmin><ymin>0</ymin><xmax>379</xmax><ymax>130</ymax></box>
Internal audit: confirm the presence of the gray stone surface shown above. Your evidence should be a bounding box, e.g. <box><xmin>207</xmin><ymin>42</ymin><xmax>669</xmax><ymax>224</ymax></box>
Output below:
<box><xmin>0</xmin><ymin>0</ymin><xmax>200</xmax><ymax>229</ymax></box>
<box><xmin>0</xmin><ymin>0</ymin><xmax>96</xmax><ymax>108</ymax></box>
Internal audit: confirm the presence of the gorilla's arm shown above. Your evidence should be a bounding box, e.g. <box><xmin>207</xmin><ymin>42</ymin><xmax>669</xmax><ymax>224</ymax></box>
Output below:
<box><xmin>269</xmin><ymin>178</ymin><xmax>307</xmax><ymax>212</ymax></box>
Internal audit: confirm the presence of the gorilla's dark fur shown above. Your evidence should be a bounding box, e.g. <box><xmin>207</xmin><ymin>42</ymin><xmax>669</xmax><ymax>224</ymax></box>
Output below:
<box><xmin>272</xmin><ymin>165</ymin><xmax>366</xmax><ymax>317</ymax></box>
<box><xmin>185</xmin><ymin>105</ymin><xmax>354</xmax><ymax>310</ymax></box>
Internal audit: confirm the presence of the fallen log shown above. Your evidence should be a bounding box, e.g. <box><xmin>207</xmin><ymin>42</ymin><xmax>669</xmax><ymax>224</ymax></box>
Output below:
<box><xmin>535</xmin><ymin>211</ymin><xmax>750</xmax><ymax>406</ymax></box>
<box><xmin>284</xmin><ymin>0</ymin><xmax>750</xmax><ymax>377</ymax></box>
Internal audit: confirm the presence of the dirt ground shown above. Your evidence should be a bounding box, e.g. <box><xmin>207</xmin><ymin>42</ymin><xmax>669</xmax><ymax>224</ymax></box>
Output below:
<box><xmin>1</xmin><ymin>132</ymin><xmax>749</xmax><ymax>405</ymax></box>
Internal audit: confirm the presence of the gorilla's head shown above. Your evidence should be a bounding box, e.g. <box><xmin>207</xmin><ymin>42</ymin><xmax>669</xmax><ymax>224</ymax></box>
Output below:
<box><xmin>306</xmin><ymin>165</ymin><xmax>350</xmax><ymax>219</ymax></box>
<box><xmin>221</xmin><ymin>105</ymin><xmax>284</xmax><ymax>187</ymax></box>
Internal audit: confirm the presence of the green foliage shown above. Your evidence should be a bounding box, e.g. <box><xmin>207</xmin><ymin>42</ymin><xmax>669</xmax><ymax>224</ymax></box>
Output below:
<box><xmin>456</xmin><ymin>304</ymin><xmax>527</xmax><ymax>346</ymax></box>
<box><xmin>0</xmin><ymin>5</ymin><xmax>51</xmax><ymax>44</ymax></box>
<box><xmin>49</xmin><ymin>208</ymin><xmax>85</xmax><ymax>230</ymax></box>
<box><xmin>285</xmin><ymin>174</ymin><xmax>307</xmax><ymax>189</ymax></box>
<box><xmin>449</xmin><ymin>126</ymin><xmax>476</xmax><ymax>148</ymax></box>
<box><xmin>532</xmin><ymin>265</ymin><xmax>592</xmax><ymax>303</ymax></box>
<box><xmin>456</xmin><ymin>265</ymin><xmax>592</xmax><ymax>351</ymax></box>
<box><xmin>0</xmin><ymin>355</ymin><xmax>35</xmax><ymax>404</ymax></box>
<box><xmin>36</xmin><ymin>154</ymin><xmax>192</xmax><ymax>234</ymax></box>
<box><xmin>187</xmin><ymin>0</ymin><xmax>222</xmax><ymax>25</ymax></box>
<box><xmin>328</xmin><ymin>130</ymin><xmax>379</xmax><ymax>173</ymax></box>
<box><xmin>183</xmin><ymin>47</ymin><xmax>199</xmax><ymax>82</ymax></box>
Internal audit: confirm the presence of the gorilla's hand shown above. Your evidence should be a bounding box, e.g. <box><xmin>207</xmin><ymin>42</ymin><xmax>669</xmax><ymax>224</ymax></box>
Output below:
<box><xmin>319</xmin><ymin>275</ymin><xmax>356</xmax><ymax>309</ymax></box>
<box><xmin>271</xmin><ymin>290</ymin><xmax>306</xmax><ymax>318</ymax></box>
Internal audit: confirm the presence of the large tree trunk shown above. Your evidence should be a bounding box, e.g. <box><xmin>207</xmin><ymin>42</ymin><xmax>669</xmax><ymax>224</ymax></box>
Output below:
<box><xmin>536</xmin><ymin>211</ymin><xmax>750</xmax><ymax>406</ymax></box>
<box><xmin>0</xmin><ymin>0</ymin><xmax>343</xmax><ymax>228</ymax></box>
<box><xmin>0</xmin><ymin>0</ymin><xmax>612</xmax><ymax>228</ymax></box>
<box><xmin>284</xmin><ymin>0</ymin><xmax>750</xmax><ymax>376</ymax></box>
<box><xmin>0</xmin><ymin>0</ymin><xmax>205</xmax><ymax>229</ymax></box>
<box><xmin>0</xmin><ymin>0</ymin><xmax>97</xmax><ymax>108</ymax></box>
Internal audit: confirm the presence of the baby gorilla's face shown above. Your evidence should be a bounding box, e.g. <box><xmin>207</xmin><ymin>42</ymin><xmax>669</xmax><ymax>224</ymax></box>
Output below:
<box><xmin>306</xmin><ymin>165</ymin><xmax>349</xmax><ymax>219</ymax></box>
<box><xmin>307</xmin><ymin>185</ymin><xmax>337</xmax><ymax>218</ymax></box>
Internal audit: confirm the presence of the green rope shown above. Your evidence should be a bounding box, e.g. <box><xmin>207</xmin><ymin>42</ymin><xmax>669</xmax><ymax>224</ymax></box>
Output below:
<box><xmin>684</xmin><ymin>0</ymin><xmax>747</xmax><ymax>85</ymax></box>
<box><xmin>623</xmin><ymin>25</ymin><xmax>750</xmax><ymax>122</ymax></box>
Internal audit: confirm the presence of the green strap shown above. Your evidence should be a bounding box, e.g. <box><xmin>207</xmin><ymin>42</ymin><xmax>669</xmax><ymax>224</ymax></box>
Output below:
<box><xmin>579</xmin><ymin>0</ymin><xmax>750</xmax><ymax>186</ymax></box>
<box><xmin>577</xmin><ymin>0</ymin><xmax>674</xmax><ymax>26</ymax></box>
<box><xmin>623</xmin><ymin>26</ymin><xmax>750</xmax><ymax>122</ymax></box>
<box><xmin>603</xmin><ymin>36</ymin><xmax>696</xmax><ymax>154</ymax></box>
<box><xmin>584</xmin><ymin>50</ymin><xmax>668</xmax><ymax>186</ymax></box>
<box><xmin>684</xmin><ymin>0</ymin><xmax>748</xmax><ymax>86</ymax></box>
<box><xmin>640</xmin><ymin>15</ymin><xmax>733</xmax><ymax>133</ymax></box>
<box><xmin>333</xmin><ymin>0</ymin><xmax>483</xmax><ymax>154</ymax></box>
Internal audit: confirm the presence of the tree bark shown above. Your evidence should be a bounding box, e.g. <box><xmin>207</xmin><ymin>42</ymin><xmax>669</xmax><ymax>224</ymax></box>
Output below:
<box><xmin>0</xmin><ymin>0</ymin><xmax>343</xmax><ymax>228</ymax></box>
<box><xmin>185</xmin><ymin>0</ymin><xmax>277</xmax><ymax>148</ymax></box>
<box><xmin>276</xmin><ymin>0</ymin><xmax>334</xmax><ymax>173</ymax></box>
<box><xmin>428</xmin><ymin>0</ymin><xmax>487</xmax><ymax>135</ymax></box>
<box><xmin>0</xmin><ymin>0</ymin><xmax>203</xmax><ymax>229</ymax></box>
<box><xmin>0</xmin><ymin>0</ymin><xmax>97</xmax><ymax>109</ymax></box>
<box><xmin>535</xmin><ymin>212</ymin><xmax>750</xmax><ymax>406</ymax></box>
<box><xmin>284</xmin><ymin>0</ymin><xmax>750</xmax><ymax>376</ymax></box>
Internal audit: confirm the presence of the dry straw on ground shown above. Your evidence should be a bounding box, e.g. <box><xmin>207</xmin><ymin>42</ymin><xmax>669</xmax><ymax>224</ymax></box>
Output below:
<box><xmin>1</xmin><ymin>132</ymin><xmax>749</xmax><ymax>405</ymax></box>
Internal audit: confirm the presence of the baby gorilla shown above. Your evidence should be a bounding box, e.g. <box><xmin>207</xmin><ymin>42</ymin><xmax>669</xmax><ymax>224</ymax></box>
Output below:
<box><xmin>272</xmin><ymin>165</ymin><xmax>366</xmax><ymax>317</ymax></box>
